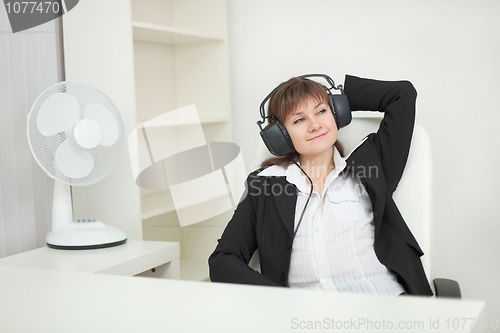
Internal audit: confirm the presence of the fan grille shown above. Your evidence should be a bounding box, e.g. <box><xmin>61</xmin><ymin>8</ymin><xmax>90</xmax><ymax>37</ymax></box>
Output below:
<box><xmin>27</xmin><ymin>81</ymin><xmax>124</xmax><ymax>186</ymax></box>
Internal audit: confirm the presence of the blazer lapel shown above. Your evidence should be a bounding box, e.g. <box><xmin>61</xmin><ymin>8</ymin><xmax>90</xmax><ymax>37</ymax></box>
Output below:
<box><xmin>346</xmin><ymin>140</ymin><xmax>386</xmax><ymax>238</ymax></box>
<box><xmin>269</xmin><ymin>176</ymin><xmax>297</xmax><ymax>239</ymax></box>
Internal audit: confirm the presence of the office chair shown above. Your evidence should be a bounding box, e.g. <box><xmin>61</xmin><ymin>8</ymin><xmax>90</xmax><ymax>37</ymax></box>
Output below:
<box><xmin>250</xmin><ymin>113</ymin><xmax>461</xmax><ymax>298</ymax></box>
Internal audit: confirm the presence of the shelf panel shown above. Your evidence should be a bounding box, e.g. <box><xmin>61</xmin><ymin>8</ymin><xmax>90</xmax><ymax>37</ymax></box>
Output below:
<box><xmin>139</xmin><ymin>114</ymin><xmax>229</xmax><ymax>128</ymax></box>
<box><xmin>141</xmin><ymin>188</ymin><xmax>232</xmax><ymax>221</ymax></box>
<box><xmin>132</xmin><ymin>21</ymin><xmax>224</xmax><ymax>45</ymax></box>
<box><xmin>141</xmin><ymin>191</ymin><xmax>175</xmax><ymax>220</ymax></box>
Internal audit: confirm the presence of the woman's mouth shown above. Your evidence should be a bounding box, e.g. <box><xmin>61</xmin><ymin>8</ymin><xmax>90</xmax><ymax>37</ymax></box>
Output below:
<box><xmin>308</xmin><ymin>132</ymin><xmax>328</xmax><ymax>141</ymax></box>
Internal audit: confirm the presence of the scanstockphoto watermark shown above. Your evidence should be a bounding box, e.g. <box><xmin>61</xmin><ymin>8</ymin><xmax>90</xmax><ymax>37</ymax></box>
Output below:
<box><xmin>290</xmin><ymin>317</ymin><xmax>499</xmax><ymax>331</ymax></box>
<box><xmin>3</xmin><ymin>0</ymin><xmax>79</xmax><ymax>33</ymax></box>
<box><xmin>291</xmin><ymin>317</ymin><xmax>425</xmax><ymax>330</ymax></box>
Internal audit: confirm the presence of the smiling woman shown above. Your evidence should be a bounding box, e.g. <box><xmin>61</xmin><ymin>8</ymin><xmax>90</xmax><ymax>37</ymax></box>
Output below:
<box><xmin>261</xmin><ymin>77</ymin><xmax>344</xmax><ymax>168</ymax></box>
<box><xmin>283</xmin><ymin>97</ymin><xmax>338</xmax><ymax>180</ymax></box>
<box><xmin>209</xmin><ymin>75</ymin><xmax>433</xmax><ymax>297</ymax></box>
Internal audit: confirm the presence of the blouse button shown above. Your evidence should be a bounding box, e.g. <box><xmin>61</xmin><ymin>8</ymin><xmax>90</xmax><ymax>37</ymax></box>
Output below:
<box><xmin>281</xmin><ymin>271</ymin><xmax>287</xmax><ymax>281</ymax></box>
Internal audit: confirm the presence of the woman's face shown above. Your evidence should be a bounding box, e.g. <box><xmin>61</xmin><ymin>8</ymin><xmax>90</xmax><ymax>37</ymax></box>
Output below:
<box><xmin>283</xmin><ymin>97</ymin><xmax>338</xmax><ymax>159</ymax></box>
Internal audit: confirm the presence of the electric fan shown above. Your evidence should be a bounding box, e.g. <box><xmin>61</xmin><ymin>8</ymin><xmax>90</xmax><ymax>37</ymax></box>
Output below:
<box><xmin>27</xmin><ymin>81</ymin><xmax>127</xmax><ymax>250</ymax></box>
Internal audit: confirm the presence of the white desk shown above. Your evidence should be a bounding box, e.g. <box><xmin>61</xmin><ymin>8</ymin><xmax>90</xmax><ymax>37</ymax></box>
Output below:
<box><xmin>0</xmin><ymin>265</ymin><xmax>485</xmax><ymax>333</ymax></box>
<box><xmin>0</xmin><ymin>240</ymin><xmax>180</xmax><ymax>279</ymax></box>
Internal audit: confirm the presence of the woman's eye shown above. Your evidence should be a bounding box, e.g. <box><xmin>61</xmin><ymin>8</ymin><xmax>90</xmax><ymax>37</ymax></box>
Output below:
<box><xmin>318</xmin><ymin>109</ymin><xmax>327</xmax><ymax>114</ymax></box>
<box><xmin>293</xmin><ymin>118</ymin><xmax>304</xmax><ymax>124</ymax></box>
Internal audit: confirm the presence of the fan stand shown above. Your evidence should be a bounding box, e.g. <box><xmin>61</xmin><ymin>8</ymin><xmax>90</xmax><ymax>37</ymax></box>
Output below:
<box><xmin>46</xmin><ymin>181</ymin><xmax>127</xmax><ymax>250</ymax></box>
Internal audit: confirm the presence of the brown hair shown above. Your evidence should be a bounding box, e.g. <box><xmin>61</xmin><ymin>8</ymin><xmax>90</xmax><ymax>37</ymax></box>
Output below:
<box><xmin>261</xmin><ymin>77</ymin><xmax>344</xmax><ymax>168</ymax></box>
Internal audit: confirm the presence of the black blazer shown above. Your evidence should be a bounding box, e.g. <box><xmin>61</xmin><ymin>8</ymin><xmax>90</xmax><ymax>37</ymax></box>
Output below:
<box><xmin>209</xmin><ymin>75</ymin><xmax>433</xmax><ymax>296</ymax></box>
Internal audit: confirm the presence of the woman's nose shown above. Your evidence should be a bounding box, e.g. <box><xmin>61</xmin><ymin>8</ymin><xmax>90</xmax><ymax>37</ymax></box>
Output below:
<box><xmin>308</xmin><ymin>118</ymin><xmax>321</xmax><ymax>130</ymax></box>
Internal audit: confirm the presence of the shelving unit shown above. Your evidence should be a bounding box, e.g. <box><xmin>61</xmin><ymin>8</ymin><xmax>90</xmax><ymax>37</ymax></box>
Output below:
<box><xmin>132</xmin><ymin>21</ymin><xmax>224</xmax><ymax>44</ymax></box>
<box><xmin>131</xmin><ymin>0</ymin><xmax>231</xmax><ymax>282</ymax></box>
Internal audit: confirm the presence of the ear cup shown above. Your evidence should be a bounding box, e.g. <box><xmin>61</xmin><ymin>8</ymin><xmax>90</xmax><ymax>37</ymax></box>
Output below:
<box><xmin>259</xmin><ymin>118</ymin><xmax>295</xmax><ymax>157</ymax></box>
<box><xmin>330</xmin><ymin>94</ymin><xmax>352</xmax><ymax>129</ymax></box>
<box><xmin>327</xmin><ymin>93</ymin><xmax>339</xmax><ymax>127</ymax></box>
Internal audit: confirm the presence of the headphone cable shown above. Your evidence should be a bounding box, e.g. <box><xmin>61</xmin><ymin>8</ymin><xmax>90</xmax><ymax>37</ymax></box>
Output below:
<box><xmin>287</xmin><ymin>155</ymin><xmax>314</xmax><ymax>244</ymax></box>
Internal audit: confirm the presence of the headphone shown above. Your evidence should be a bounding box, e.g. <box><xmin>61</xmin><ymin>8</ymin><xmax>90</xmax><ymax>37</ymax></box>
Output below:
<box><xmin>257</xmin><ymin>74</ymin><xmax>352</xmax><ymax>157</ymax></box>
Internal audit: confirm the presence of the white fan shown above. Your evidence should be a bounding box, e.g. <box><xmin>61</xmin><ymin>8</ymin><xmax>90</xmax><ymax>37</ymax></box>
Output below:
<box><xmin>27</xmin><ymin>81</ymin><xmax>127</xmax><ymax>250</ymax></box>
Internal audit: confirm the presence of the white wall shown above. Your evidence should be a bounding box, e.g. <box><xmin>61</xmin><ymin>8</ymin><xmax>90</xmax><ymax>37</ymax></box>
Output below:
<box><xmin>228</xmin><ymin>0</ymin><xmax>500</xmax><ymax>326</ymax></box>
<box><xmin>0</xmin><ymin>12</ymin><xmax>63</xmax><ymax>257</ymax></box>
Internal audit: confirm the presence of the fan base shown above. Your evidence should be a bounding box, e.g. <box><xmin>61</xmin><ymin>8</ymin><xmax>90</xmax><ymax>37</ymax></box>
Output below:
<box><xmin>46</xmin><ymin>221</ymin><xmax>127</xmax><ymax>250</ymax></box>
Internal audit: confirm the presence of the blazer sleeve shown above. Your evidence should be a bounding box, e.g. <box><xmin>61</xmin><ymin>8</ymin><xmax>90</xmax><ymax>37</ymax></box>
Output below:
<box><xmin>343</xmin><ymin>75</ymin><xmax>417</xmax><ymax>193</ymax></box>
<box><xmin>208</xmin><ymin>172</ymin><xmax>281</xmax><ymax>287</ymax></box>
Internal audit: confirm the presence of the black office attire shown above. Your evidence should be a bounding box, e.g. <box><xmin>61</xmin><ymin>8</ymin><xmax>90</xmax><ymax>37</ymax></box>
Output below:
<box><xmin>209</xmin><ymin>75</ymin><xmax>433</xmax><ymax>296</ymax></box>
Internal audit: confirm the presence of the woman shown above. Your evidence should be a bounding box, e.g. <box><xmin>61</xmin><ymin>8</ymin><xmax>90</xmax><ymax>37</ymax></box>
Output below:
<box><xmin>209</xmin><ymin>75</ymin><xmax>433</xmax><ymax>296</ymax></box>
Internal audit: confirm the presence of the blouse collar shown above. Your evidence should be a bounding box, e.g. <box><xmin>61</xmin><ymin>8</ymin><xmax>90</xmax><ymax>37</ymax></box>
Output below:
<box><xmin>257</xmin><ymin>146</ymin><xmax>348</xmax><ymax>194</ymax></box>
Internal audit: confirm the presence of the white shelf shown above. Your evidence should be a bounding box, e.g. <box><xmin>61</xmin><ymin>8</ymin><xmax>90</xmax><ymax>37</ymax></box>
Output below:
<box><xmin>141</xmin><ymin>191</ymin><xmax>176</xmax><ymax>220</ymax></box>
<box><xmin>132</xmin><ymin>21</ymin><xmax>224</xmax><ymax>45</ymax></box>
<box><xmin>141</xmin><ymin>188</ymin><xmax>231</xmax><ymax>220</ymax></box>
<box><xmin>139</xmin><ymin>114</ymin><xmax>229</xmax><ymax>129</ymax></box>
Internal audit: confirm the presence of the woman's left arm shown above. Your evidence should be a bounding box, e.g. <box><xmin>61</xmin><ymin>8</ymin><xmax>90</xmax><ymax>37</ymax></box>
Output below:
<box><xmin>343</xmin><ymin>75</ymin><xmax>417</xmax><ymax>193</ymax></box>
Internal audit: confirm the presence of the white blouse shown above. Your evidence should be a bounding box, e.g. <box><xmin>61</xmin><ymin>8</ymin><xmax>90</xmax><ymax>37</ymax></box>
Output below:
<box><xmin>257</xmin><ymin>145</ymin><xmax>404</xmax><ymax>295</ymax></box>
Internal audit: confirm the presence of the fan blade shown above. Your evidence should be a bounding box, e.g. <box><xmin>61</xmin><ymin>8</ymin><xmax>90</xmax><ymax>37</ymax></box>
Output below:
<box><xmin>83</xmin><ymin>103</ymin><xmax>119</xmax><ymax>147</ymax></box>
<box><xmin>74</xmin><ymin>118</ymin><xmax>102</xmax><ymax>149</ymax></box>
<box><xmin>55</xmin><ymin>140</ymin><xmax>94</xmax><ymax>179</ymax></box>
<box><xmin>37</xmin><ymin>93</ymin><xmax>80</xmax><ymax>136</ymax></box>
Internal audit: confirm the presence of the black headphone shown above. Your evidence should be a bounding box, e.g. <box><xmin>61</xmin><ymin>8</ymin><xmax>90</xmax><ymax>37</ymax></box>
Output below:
<box><xmin>257</xmin><ymin>74</ymin><xmax>352</xmax><ymax>157</ymax></box>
